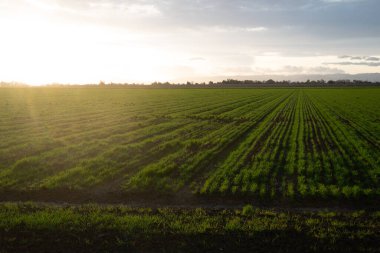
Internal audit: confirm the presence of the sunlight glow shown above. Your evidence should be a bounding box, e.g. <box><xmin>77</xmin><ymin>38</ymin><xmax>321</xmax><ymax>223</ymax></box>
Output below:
<box><xmin>0</xmin><ymin>8</ymin><xmax>175</xmax><ymax>85</ymax></box>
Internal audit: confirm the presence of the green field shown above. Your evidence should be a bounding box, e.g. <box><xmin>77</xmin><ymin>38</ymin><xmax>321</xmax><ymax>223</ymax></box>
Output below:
<box><xmin>1</xmin><ymin>87</ymin><xmax>379</xmax><ymax>252</ymax></box>
<box><xmin>0</xmin><ymin>87</ymin><xmax>379</xmax><ymax>202</ymax></box>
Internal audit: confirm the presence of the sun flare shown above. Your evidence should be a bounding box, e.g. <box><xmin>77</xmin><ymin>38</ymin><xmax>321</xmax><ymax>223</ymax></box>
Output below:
<box><xmin>0</xmin><ymin>8</ymin><xmax>174</xmax><ymax>85</ymax></box>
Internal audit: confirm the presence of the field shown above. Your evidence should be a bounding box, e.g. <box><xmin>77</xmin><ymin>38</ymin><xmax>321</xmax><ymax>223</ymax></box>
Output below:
<box><xmin>1</xmin><ymin>87</ymin><xmax>379</xmax><ymax>252</ymax></box>
<box><xmin>0</xmin><ymin>87</ymin><xmax>379</xmax><ymax>204</ymax></box>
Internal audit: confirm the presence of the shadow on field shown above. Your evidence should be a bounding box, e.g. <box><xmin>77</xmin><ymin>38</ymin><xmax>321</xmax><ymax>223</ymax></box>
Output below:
<box><xmin>1</xmin><ymin>229</ymin><xmax>377</xmax><ymax>253</ymax></box>
<box><xmin>0</xmin><ymin>188</ymin><xmax>379</xmax><ymax>210</ymax></box>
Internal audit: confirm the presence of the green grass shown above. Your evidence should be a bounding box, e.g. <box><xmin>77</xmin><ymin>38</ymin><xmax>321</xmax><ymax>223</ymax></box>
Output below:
<box><xmin>0</xmin><ymin>202</ymin><xmax>378</xmax><ymax>252</ymax></box>
<box><xmin>0</xmin><ymin>87</ymin><xmax>379</xmax><ymax>202</ymax></box>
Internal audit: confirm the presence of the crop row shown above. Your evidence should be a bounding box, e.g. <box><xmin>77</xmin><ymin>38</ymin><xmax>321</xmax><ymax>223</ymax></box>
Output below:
<box><xmin>0</xmin><ymin>88</ymin><xmax>378</xmax><ymax>200</ymax></box>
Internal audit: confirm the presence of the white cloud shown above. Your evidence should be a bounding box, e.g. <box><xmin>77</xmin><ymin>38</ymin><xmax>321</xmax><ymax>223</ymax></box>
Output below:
<box><xmin>125</xmin><ymin>4</ymin><xmax>161</xmax><ymax>17</ymax></box>
<box><xmin>25</xmin><ymin>0</ymin><xmax>61</xmax><ymax>11</ymax></box>
<box><xmin>243</xmin><ymin>27</ymin><xmax>267</xmax><ymax>32</ymax></box>
<box><xmin>189</xmin><ymin>57</ymin><xmax>206</xmax><ymax>61</ymax></box>
<box><xmin>203</xmin><ymin>26</ymin><xmax>267</xmax><ymax>33</ymax></box>
<box><xmin>23</xmin><ymin>0</ymin><xmax>161</xmax><ymax>18</ymax></box>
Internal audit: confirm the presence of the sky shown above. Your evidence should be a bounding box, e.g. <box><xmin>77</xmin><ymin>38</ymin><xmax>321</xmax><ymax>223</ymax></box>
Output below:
<box><xmin>0</xmin><ymin>0</ymin><xmax>379</xmax><ymax>85</ymax></box>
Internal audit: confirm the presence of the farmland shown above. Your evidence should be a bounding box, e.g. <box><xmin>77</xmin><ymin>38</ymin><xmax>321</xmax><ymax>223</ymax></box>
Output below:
<box><xmin>0</xmin><ymin>87</ymin><xmax>379</xmax><ymax>252</ymax></box>
<box><xmin>0</xmin><ymin>87</ymin><xmax>379</xmax><ymax>204</ymax></box>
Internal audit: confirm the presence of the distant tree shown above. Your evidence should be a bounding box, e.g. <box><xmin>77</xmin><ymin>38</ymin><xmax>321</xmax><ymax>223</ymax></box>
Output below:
<box><xmin>99</xmin><ymin>80</ymin><xmax>106</xmax><ymax>87</ymax></box>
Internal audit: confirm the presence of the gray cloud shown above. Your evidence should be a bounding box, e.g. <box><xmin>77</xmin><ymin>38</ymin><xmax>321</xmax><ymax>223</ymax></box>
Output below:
<box><xmin>366</xmin><ymin>57</ymin><xmax>380</xmax><ymax>61</ymax></box>
<box><xmin>251</xmin><ymin>65</ymin><xmax>345</xmax><ymax>75</ymax></box>
<box><xmin>350</xmin><ymin>56</ymin><xmax>364</xmax><ymax>60</ymax></box>
<box><xmin>337</xmin><ymin>55</ymin><xmax>380</xmax><ymax>61</ymax></box>
<box><xmin>308</xmin><ymin>66</ymin><xmax>346</xmax><ymax>74</ymax></box>
<box><xmin>326</xmin><ymin>62</ymin><xmax>380</xmax><ymax>67</ymax></box>
<box><xmin>281</xmin><ymin>65</ymin><xmax>345</xmax><ymax>74</ymax></box>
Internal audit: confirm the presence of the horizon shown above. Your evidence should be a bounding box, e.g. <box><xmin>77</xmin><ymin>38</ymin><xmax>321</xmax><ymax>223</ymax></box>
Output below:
<box><xmin>1</xmin><ymin>0</ymin><xmax>380</xmax><ymax>85</ymax></box>
<box><xmin>2</xmin><ymin>73</ymin><xmax>380</xmax><ymax>87</ymax></box>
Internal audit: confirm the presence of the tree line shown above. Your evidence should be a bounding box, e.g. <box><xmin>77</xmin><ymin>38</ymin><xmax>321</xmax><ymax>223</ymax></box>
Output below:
<box><xmin>105</xmin><ymin>79</ymin><xmax>380</xmax><ymax>88</ymax></box>
<box><xmin>1</xmin><ymin>79</ymin><xmax>380</xmax><ymax>88</ymax></box>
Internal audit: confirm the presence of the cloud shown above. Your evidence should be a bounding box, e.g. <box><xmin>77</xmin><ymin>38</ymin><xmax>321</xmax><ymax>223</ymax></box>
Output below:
<box><xmin>350</xmin><ymin>56</ymin><xmax>364</xmax><ymax>60</ymax></box>
<box><xmin>243</xmin><ymin>27</ymin><xmax>267</xmax><ymax>32</ymax></box>
<box><xmin>222</xmin><ymin>66</ymin><xmax>254</xmax><ymax>74</ymax></box>
<box><xmin>337</xmin><ymin>55</ymin><xmax>370</xmax><ymax>60</ymax></box>
<box><xmin>1</xmin><ymin>0</ymin><xmax>380</xmax><ymax>83</ymax></box>
<box><xmin>282</xmin><ymin>65</ymin><xmax>304</xmax><ymax>73</ymax></box>
<box><xmin>203</xmin><ymin>26</ymin><xmax>267</xmax><ymax>33</ymax></box>
<box><xmin>330</xmin><ymin>55</ymin><xmax>380</xmax><ymax>66</ymax></box>
<box><xmin>88</xmin><ymin>2</ymin><xmax>160</xmax><ymax>13</ymax></box>
<box><xmin>85</xmin><ymin>2</ymin><xmax>162</xmax><ymax>18</ymax></box>
<box><xmin>24</xmin><ymin>0</ymin><xmax>162</xmax><ymax>18</ymax></box>
<box><xmin>189</xmin><ymin>57</ymin><xmax>206</xmax><ymax>61</ymax></box>
<box><xmin>284</xmin><ymin>65</ymin><xmax>346</xmax><ymax>74</ymax></box>
<box><xmin>253</xmin><ymin>65</ymin><xmax>346</xmax><ymax>75</ymax></box>
<box><xmin>125</xmin><ymin>4</ymin><xmax>161</xmax><ymax>17</ymax></box>
<box><xmin>322</xmin><ymin>0</ymin><xmax>364</xmax><ymax>3</ymax></box>
<box><xmin>366</xmin><ymin>56</ymin><xmax>380</xmax><ymax>61</ymax></box>
<box><xmin>308</xmin><ymin>66</ymin><xmax>346</xmax><ymax>74</ymax></box>
<box><xmin>326</xmin><ymin>62</ymin><xmax>380</xmax><ymax>67</ymax></box>
<box><xmin>25</xmin><ymin>0</ymin><xmax>61</xmax><ymax>11</ymax></box>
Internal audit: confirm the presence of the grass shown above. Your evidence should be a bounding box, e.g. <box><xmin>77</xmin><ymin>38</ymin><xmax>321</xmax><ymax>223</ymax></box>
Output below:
<box><xmin>0</xmin><ymin>202</ymin><xmax>379</xmax><ymax>253</ymax></box>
